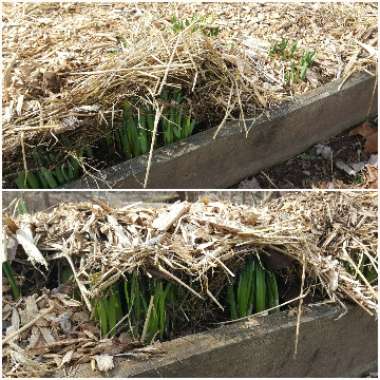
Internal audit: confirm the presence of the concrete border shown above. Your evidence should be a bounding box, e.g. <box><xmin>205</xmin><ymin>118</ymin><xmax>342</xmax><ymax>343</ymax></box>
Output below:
<box><xmin>66</xmin><ymin>72</ymin><xmax>377</xmax><ymax>189</ymax></box>
<box><xmin>68</xmin><ymin>305</ymin><xmax>377</xmax><ymax>377</ymax></box>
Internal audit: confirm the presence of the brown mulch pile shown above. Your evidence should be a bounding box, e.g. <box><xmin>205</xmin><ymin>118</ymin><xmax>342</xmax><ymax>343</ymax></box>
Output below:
<box><xmin>3</xmin><ymin>3</ymin><xmax>377</xmax><ymax>175</ymax></box>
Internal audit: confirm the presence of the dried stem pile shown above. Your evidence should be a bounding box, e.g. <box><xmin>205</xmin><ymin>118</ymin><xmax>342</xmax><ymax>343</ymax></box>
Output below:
<box><xmin>2</xmin><ymin>192</ymin><xmax>378</xmax><ymax>376</ymax></box>
<box><xmin>3</xmin><ymin>3</ymin><xmax>377</xmax><ymax>176</ymax></box>
<box><xmin>3</xmin><ymin>192</ymin><xmax>378</xmax><ymax>312</ymax></box>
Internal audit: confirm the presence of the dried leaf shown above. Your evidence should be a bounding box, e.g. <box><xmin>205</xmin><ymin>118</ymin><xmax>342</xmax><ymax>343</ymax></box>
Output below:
<box><xmin>349</xmin><ymin>122</ymin><xmax>378</xmax><ymax>154</ymax></box>
<box><xmin>39</xmin><ymin>327</ymin><xmax>56</xmax><ymax>344</ymax></box>
<box><xmin>11</xmin><ymin>307</ymin><xmax>20</xmax><ymax>332</ymax></box>
<box><xmin>57</xmin><ymin>313</ymin><xmax>72</xmax><ymax>334</ymax></box>
<box><xmin>350</xmin><ymin>122</ymin><xmax>376</xmax><ymax>138</ymax></box>
<box><xmin>16</xmin><ymin>226</ymin><xmax>48</xmax><ymax>269</ymax></box>
<box><xmin>364</xmin><ymin>131</ymin><xmax>378</xmax><ymax>154</ymax></box>
<box><xmin>27</xmin><ymin>326</ymin><xmax>41</xmax><ymax>349</ymax></box>
<box><xmin>21</xmin><ymin>295</ymin><xmax>39</xmax><ymax>325</ymax></box>
<box><xmin>5</xmin><ymin>307</ymin><xmax>21</xmax><ymax>338</ymax></box>
<box><xmin>59</xmin><ymin>350</ymin><xmax>74</xmax><ymax>368</ymax></box>
<box><xmin>3</xmin><ymin>231</ymin><xmax>18</xmax><ymax>263</ymax></box>
<box><xmin>365</xmin><ymin>165</ymin><xmax>378</xmax><ymax>189</ymax></box>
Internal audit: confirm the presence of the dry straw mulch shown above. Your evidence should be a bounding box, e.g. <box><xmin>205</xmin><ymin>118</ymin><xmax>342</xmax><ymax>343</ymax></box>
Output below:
<box><xmin>2</xmin><ymin>192</ymin><xmax>378</xmax><ymax>376</ymax></box>
<box><xmin>2</xmin><ymin>2</ymin><xmax>377</xmax><ymax>173</ymax></box>
<box><xmin>2</xmin><ymin>288</ymin><xmax>162</xmax><ymax>377</ymax></box>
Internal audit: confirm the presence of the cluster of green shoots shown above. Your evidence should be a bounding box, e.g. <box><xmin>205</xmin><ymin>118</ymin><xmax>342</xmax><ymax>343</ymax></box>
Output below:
<box><xmin>111</xmin><ymin>90</ymin><xmax>196</xmax><ymax>161</ymax></box>
<box><xmin>93</xmin><ymin>273</ymin><xmax>177</xmax><ymax>343</ymax></box>
<box><xmin>93</xmin><ymin>259</ymin><xmax>280</xmax><ymax>343</ymax></box>
<box><xmin>160</xmin><ymin>89</ymin><xmax>196</xmax><ymax>145</ymax></box>
<box><xmin>117</xmin><ymin>103</ymin><xmax>155</xmax><ymax>158</ymax></box>
<box><xmin>170</xmin><ymin>14</ymin><xmax>220</xmax><ymax>37</ymax></box>
<box><xmin>14</xmin><ymin>89</ymin><xmax>197</xmax><ymax>189</ymax></box>
<box><xmin>15</xmin><ymin>148</ymin><xmax>84</xmax><ymax>189</ymax></box>
<box><xmin>226</xmin><ymin>258</ymin><xmax>279</xmax><ymax>319</ymax></box>
<box><xmin>269</xmin><ymin>38</ymin><xmax>315</xmax><ymax>85</ymax></box>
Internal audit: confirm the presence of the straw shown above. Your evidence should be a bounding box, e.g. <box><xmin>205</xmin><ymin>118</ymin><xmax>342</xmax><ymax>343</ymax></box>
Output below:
<box><xmin>3</xmin><ymin>192</ymin><xmax>377</xmax><ymax>314</ymax></box>
<box><xmin>2</xmin><ymin>3</ymin><xmax>377</xmax><ymax>181</ymax></box>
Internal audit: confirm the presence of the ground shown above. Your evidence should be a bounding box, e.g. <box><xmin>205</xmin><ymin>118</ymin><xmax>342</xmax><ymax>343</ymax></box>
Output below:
<box><xmin>238</xmin><ymin>118</ymin><xmax>378</xmax><ymax>189</ymax></box>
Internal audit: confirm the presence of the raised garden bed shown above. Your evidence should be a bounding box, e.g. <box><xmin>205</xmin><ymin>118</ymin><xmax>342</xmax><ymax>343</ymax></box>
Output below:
<box><xmin>2</xmin><ymin>192</ymin><xmax>377</xmax><ymax>377</ymax></box>
<box><xmin>67</xmin><ymin>72</ymin><xmax>377</xmax><ymax>189</ymax></box>
<box><xmin>3</xmin><ymin>3</ymin><xmax>377</xmax><ymax>189</ymax></box>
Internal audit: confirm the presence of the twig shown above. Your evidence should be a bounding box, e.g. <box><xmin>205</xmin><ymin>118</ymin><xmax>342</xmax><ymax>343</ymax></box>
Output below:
<box><xmin>207</xmin><ymin>289</ymin><xmax>224</xmax><ymax>311</ymax></box>
<box><xmin>293</xmin><ymin>250</ymin><xmax>306</xmax><ymax>359</ymax></box>
<box><xmin>158</xmin><ymin>264</ymin><xmax>204</xmax><ymax>301</ymax></box>
<box><xmin>105</xmin><ymin>310</ymin><xmax>133</xmax><ymax>338</ymax></box>
<box><xmin>143</xmin><ymin>105</ymin><xmax>163</xmax><ymax>189</ymax></box>
<box><xmin>152</xmin><ymin>201</ymin><xmax>189</xmax><ymax>231</ymax></box>
<box><xmin>141</xmin><ymin>295</ymin><xmax>154</xmax><ymax>343</ymax></box>
<box><xmin>30</xmin><ymin>338</ymin><xmax>92</xmax><ymax>351</ymax></box>
<box><xmin>213</xmin><ymin>85</ymin><xmax>235</xmax><ymax>139</ymax></box>
<box><xmin>235</xmin><ymin>79</ymin><xmax>248</xmax><ymax>137</ymax></box>
<box><xmin>216</xmin><ymin>292</ymin><xmax>310</xmax><ymax>325</ymax></box>
<box><xmin>156</xmin><ymin>34</ymin><xmax>182</xmax><ymax>96</ymax></box>
<box><xmin>63</xmin><ymin>253</ymin><xmax>92</xmax><ymax>312</ymax></box>
<box><xmin>342</xmin><ymin>248</ymin><xmax>378</xmax><ymax>301</ymax></box>
<box><xmin>260</xmin><ymin>170</ymin><xmax>278</xmax><ymax>188</ymax></box>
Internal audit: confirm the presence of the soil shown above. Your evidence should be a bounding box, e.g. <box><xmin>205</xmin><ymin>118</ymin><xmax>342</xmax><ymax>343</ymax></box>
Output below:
<box><xmin>239</xmin><ymin>118</ymin><xmax>378</xmax><ymax>189</ymax></box>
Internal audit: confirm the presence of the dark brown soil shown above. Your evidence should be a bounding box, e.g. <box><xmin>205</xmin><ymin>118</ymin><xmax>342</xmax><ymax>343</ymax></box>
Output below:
<box><xmin>253</xmin><ymin>119</ymin><xmax>378</xmax><ymax>189</ymax></box>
